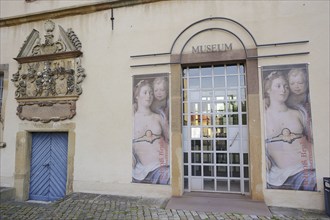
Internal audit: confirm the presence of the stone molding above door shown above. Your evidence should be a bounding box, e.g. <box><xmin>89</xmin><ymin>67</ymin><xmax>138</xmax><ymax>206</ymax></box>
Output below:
<box><xmin>12</xmin><ymin>20</ymin><xmax>86</xmax><ymax>123</ymax></box>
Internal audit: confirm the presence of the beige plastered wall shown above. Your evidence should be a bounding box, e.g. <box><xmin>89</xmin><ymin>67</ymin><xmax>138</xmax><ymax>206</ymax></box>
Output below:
<box><xmin>0</xmin><ymin>0</ymin><xmax>108</xmax><ymax>19</ymax></box>
<box><xmin>0</xmin><ymin>0</ymin><xmax>329</xmax><ymax>210</ymax></box>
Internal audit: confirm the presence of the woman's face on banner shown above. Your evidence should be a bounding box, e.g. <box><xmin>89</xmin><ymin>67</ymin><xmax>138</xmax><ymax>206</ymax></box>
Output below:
<box><xmin>268</xmin><ymin>76</ymin><xmax>289</xmax><ymax>103</ymax></box>
<box><xmin>137</xmin><ymin>84</ymin><xmax>153</xmax><ymax>107</ymax></box>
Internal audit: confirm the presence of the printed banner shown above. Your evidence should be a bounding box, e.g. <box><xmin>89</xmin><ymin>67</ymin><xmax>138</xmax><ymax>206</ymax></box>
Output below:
<box><xmin>132</xmin><ymin>73</ymin><xmax>170</xmax><ymax>185</ymax></box>
<box><xmin>261</xmin><ymin>64</ymin><xmax>316</xmax><ymax>191</ymax></box>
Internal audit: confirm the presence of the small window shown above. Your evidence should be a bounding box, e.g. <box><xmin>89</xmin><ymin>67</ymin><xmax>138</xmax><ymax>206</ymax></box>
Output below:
<box><xmin>0</xmin><ymin>66</ymin><xmax>7</xmax><ymax>148</ymax></box>
<box><xmin>0</xmin><ymin>72</ymin><xmax>3</xmax><ymax>113</ymax></box>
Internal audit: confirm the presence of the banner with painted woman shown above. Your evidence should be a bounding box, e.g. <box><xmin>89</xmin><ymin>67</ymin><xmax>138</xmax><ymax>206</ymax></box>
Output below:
<box><xmin>261</xmin><ymin>64</ymin><xmax>316</xmax><ymax>191</ymax></box>
<box><xmin>132</xmin><ymin>73</ymin><xmax>170</xmax><ymax>185</ymax></box>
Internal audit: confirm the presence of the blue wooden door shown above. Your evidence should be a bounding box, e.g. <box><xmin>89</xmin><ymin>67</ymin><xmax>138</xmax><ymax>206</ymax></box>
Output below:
<box><xmin>29</xmin><ymin>132</ymin><xmax>68</xmax><ymax>202</ymax></box>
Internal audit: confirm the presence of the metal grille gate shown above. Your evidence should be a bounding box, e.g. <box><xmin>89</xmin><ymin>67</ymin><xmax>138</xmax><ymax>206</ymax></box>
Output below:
<box><xmin>182</xmin><ymin>64</ymin><xmax>249</xmax><ymax>193</ymax></box>
<box><xmin>29</xmin><ymin>132</ymin><xmax>68</xmax><ymax>201</ymax></box>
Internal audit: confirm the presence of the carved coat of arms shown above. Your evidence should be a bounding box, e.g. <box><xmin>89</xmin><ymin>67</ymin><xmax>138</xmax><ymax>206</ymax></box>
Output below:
<box><xmin>12</xmin><ymin>20</ymin><xmax>86</xmax><ymax>123</ymax></box>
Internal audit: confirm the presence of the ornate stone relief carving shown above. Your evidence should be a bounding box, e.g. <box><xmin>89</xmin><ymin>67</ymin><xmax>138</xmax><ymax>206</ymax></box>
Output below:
<box><xmin>12</xmin><ymin>20</ymin><xmax>86</xmax><ymax>123</ymax></box>
<box><xmin>17</xmin><ymin>100</ymin><xmax>76</xmax><ymax>123</ymax></box>
<box><xmin>12</xmin><ymin>59</ymin><xmax>85</xmax><ymax>98</ymax></box>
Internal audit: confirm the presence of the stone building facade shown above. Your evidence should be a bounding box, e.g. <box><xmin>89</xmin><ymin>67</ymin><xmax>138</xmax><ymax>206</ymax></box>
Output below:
<box><xmin>0</xmin><ymin>0</ymin><xmax>329</xmax><ymax>211</ymax></box>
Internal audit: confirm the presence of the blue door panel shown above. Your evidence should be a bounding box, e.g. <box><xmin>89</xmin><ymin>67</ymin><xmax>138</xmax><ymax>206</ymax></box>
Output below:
<box><xmin>29</xmin><ymin>133</ymin><xmax>51</xmax><ymax>201</ymax></box>
<box><xmin>29</xmin><ymin>132</ymin><xmax>68</xmax><ymax>202</ymax></box>
<box><xmin>49</xmin><ymin>133</ymin><xmax>68</xmax><ymax>200</ymax></box>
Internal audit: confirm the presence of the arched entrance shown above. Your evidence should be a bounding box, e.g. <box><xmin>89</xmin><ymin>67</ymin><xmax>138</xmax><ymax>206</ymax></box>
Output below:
<box><xmin>169</xmin><ymin>17</ymin><xmax>263</xmax><ymax>200</ymax></box>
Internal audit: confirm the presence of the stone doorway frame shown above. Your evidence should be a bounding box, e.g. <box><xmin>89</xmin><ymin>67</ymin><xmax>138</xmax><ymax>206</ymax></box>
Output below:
<box><xmin>14</xmin><ymin>122</ymin><xmax>75</xmax><ymax>201</ymax></box>
<box><xmin>170</xmin><ymin>49</ymin><xmax>263</xmax><ymax>201</ymax></box>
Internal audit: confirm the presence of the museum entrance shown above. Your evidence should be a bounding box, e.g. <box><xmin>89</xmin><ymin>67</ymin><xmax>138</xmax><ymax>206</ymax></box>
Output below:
<box><xmin>182</xmin><ymin>63</ymin><xmax>249</xmax><ymax>194</ymax></box>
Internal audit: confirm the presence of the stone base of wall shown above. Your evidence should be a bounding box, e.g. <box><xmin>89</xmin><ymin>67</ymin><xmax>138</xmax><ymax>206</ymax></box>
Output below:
<box><xmin>0</xmin><ymin>187</ymin><xmax>15</xmax><ymax>202</ymax></box>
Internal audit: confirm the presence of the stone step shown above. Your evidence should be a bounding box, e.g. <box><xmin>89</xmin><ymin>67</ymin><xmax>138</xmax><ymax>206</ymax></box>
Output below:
<box><xmin>0</xmin><ymin>187</ymin><xmax>15</xmax><ymax>202</ymax></box>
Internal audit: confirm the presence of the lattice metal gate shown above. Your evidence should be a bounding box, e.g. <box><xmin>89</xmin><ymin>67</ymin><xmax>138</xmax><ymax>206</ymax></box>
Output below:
<box><xmin>182</xmin><ymin>64</ymin><xmax>250</xmax><ymax>193</ymax></box>
<box><xmin>29</xmin><ymin>132</ymin><xmax>68</xmax><ymax>201</ymax></box>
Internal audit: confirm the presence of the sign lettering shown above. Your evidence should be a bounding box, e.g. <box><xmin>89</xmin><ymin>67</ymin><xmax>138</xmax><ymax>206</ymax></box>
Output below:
<box><xmin>192</xmin><ymin>43</ymin><xmax>232</xmax><ymax>53</ymax></box>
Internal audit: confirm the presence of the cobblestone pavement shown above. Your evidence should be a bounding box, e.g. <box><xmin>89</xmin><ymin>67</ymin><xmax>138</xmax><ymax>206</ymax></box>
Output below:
<box><xmin>0</xmin><ymin>193</ymin><xmax>329</xmax><ymax>220</ymax></box>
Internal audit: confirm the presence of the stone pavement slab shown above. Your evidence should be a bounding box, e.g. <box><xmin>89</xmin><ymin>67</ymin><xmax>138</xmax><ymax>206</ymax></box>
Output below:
<box><xmin>0</xmin><ymin>192</ymin><xmax>329</xmax><ymax>220</ymax></box>
<box><xmin>166</xmin><ymin>192</ymin><xmax>271</xmax><ymax>216</ymax></box>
